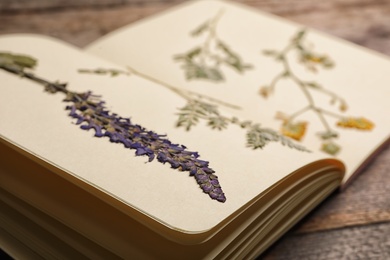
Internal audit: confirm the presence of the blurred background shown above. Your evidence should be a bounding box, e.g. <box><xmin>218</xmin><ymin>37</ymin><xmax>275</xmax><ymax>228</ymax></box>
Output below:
<box><xmin>1</xmin><ymin>0</ymin><xmax>390</xmax><ymax>55</ymax></box>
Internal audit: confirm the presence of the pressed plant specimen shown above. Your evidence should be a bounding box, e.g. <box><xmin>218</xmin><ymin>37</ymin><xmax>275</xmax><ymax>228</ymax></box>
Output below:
<box><xmin>174</xmin><ymin>11</ymin><xmax>252</xmax><ymax>82</ymax></box>
<box><xmin>259</xmin><ymin>30</ymin><xmax>374</xmax><ymax>155</ymax></box>
<box><xmin>0</xmin><ymin>52</ymin><xmax>226</xmax><ymax>203</ymax></box>
<box><xmin>79</xmin><ymin>66</ymin><xmax>309</xmax><ymax>152</ymax></box>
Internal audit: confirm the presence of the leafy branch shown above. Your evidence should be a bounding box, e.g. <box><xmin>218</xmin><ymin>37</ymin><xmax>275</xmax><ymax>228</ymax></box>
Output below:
<box><xmin>175</xmin><ymin>99</ymin><xmax>308</xmax><ymax>151</ymax></box>
<box><xmin>174</xmin><ymin>10</ymin><xmax>252</xmax><ymax>82</ymax></box>
<box><xmin>79</xmin><ymin>67</ymin><xmax>309</xmax><ymax>152</ymax></box>
<box><xmin>260</xmin><ymin>30</ymin><xmax>374</xmax><ymax>155</ymax></box>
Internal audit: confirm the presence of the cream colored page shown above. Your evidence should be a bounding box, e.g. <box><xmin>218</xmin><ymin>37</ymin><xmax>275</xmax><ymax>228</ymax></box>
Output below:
<box><xmin>85</xmin><ymin>0</ymin><xmax>390</xmax><ymax>182</ymax></box>
<box><xmin>0</xmin><ymin>35</ymin><xmax>327</xmax><ymax>233</ymax></box>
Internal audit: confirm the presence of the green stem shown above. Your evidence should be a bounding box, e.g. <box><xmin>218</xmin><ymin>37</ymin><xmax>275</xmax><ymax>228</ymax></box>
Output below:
<box><xmin>277</xmin><ymin>43</ymin><xmax>335</xmax><ymax>133</ymax></box>
<box><xmin>201</xmin><ymin>9</ymin><xmax>225</xmax><ymax>66</ymax></box>
<box><xmin>288</xmin><ymin>105</ymin><xmax>311</xmax><ymax>120</ymax></box>
<box><xmin>317</xmin><ymin>108</ymin><xmax>346</xmax><ymax>119</ymax></box>
<box><xmin>303</xmin><ymin>80</ymin><xmax>346</xmax><ymax>106</ymax></box>
<box><xmin>126</xmin><ymin>65</ymin><xmax>240</xmax><ymax>110</ymax></box>
<box><xmin>0</xmin><ymin>64</ymin><xmax>68</xmax><ymax>94</ymax></box>
<box><xmin>281</xmin><ymin>55</ymin><xmax>315</xmax><ymax>106</ymax></box>
<box><xmin>313</xmin><ymin>107</ymin><xmax>332</xmax><ymax>132</ymax></box>
<box><xmin>269</xmin><ymin>71</ymin><xmax>286</xmax><ymax>93</ymax></box>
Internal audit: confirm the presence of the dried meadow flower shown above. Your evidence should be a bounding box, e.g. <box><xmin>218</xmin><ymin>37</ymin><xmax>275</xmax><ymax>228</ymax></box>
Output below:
<box><xmin>0</xmin><ymin>52</ymin><xmax>226</xmax><ymax>203</ymax></box>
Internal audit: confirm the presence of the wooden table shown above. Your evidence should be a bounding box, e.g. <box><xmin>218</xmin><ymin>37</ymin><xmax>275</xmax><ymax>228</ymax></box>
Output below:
<box><xmin>1</xmin><ymin>1</ymin><xmax>389</xmax><ymax>258</ymax></box>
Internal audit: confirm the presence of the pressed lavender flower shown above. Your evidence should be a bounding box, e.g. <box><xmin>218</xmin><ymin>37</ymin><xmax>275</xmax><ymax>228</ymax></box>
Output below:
<box><xmin>0</xmin><ymin>52</ymin><xmax>226</xmax><ymax>203</ymax></box>
<box><xmin>64</xmin><ymin>91</ymin><xmax>226</xmax><ymax>202</ymax></box>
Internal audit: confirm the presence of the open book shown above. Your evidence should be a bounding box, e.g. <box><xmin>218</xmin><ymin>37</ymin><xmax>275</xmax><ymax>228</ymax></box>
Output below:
<box><xmin>0</xmin><ymin>0</ymin><xmax>389</xmax><ymax>258</ymax></box>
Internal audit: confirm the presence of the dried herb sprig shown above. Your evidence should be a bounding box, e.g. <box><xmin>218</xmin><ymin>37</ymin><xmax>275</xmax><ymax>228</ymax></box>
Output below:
<box><xmin>79</xmin><ymin>66</ymin><xmax>309</xmax><ymax>152</ymax></box>
<box><xmin>174</xmin><ymin>10</ymin><xmax>252</xmax><ymax>82</ymax></box>
<box><xmin>175</xmin><ymin>100</ymin><xmax>309</xmax><ymax>151</ymax></box>
<box><xmin>260</xmin><ymin>30</ymin><xmax>374</xmax><ymax>155</ymax></box>
<box><xmin>0</xmin><ymin>52</ymin><xmax>226</xmax><ymax>203</ymax></box>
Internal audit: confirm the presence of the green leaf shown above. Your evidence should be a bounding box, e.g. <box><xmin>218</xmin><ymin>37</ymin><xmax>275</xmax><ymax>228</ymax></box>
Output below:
<box><xmin>217</xmin><ymin>41</ymin><xmax>235</xmax><ymax>56</ymax></box>
<box><xmin>187</xmin><ymin>47</ymin><xmax>202</xmax><ymax>59</ymax></box>
<box><xmin>246</xmin><ymin>125</ymin><xmax>309</xmax><ymax>151</ymax></box>
<box><xmin>0</xmin><ymin>52</ymin><xmax>37</xmax><ymax>70</ymax></box>
<box><xmin>240</xmin><ymin>120</ymin><xmax>252</xmax><ymax>128</ymax></box>
<box><xmin>321</xmin><ymin>57</ymin><xmax>335</xmax><ymax>68</ymax></box>
<box><xmin>174</xmin><ymin>47</ymin><xmax>202</xmax><ymax>62</ymax></box>
<box><xmin>176</xmin><ymin>113</ymin><xmax>199</xmax><ymax>131</ymax></box>
<box><xmin>208</xmin><ymin>116</ymin><xmax>228</xmax><ymax>130</ymax></box>
<box><xmin>202</xmin><ymin>66</ymin><xmax>224</xmax><ymax>81</ymax></box>
<box><xmin>321</xmin><ymin>141</ymin><xmax>341</xmax><ymax>155</ymax></box>
<box><xmin>180</xmin><ymin>60</ymin><xmax>224</xmax><ymax>81</ymax></box>
<box><xmin>176</xmin><ymin>103</ymin><xmax>201</xmax><ymax>131</ymax></box>
<box><xmin>176</xmin><ymin>100</ymin><xmax>219</xmax><ymax>130</ymax></box>
<box><xmin>246</xmin><ymin>126</ymin><xmax>274</xmax><ymax>149</ymax></box>
<box><xmin>197</xmin><ymin>101</ymin><xmax>219</xmax><ymax>115</ymax></box>
<box><xmin>217</xmin><ymin>41</ymin><xmax>252</xmax><ymax>73</ymax></box>
<box><xmin>293</xmin><ymin>29</ymin><xmax>307</xmax><ymax>42</ymax></box>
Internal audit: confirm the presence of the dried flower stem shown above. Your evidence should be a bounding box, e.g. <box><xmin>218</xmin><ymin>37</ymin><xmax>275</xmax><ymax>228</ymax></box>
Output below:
<box><xmin>200</xmin><ymin>10</ymin><xmax>224</xmax><ymax>65</ymax></box>
<box><xmin>0</xmin><ymin>53</ymin><xmax>227</xmax><ymax>203</ymax></box>
<box><xmin>125</xmin><ymin>66</ymin><xmax>240</xmax><ymax>110</ymax></box>
<box><xmin>271</xmin><ymin>50</ymin><xmax>337</xmax><ymax>135</ymax></box>
<box><xmin>79</xmin><ymin>66</ymin><xmax>309</xmax><ymax>152</ymax></box>
<box><xmin>261</xmin><ymin>29</ymin><xmax>374</xmax><ymax>155</ymax></box>
<box><xmin>174</xmin><ymin>10</ymin><xmax>252</xmax><ymax>81</ymax></box>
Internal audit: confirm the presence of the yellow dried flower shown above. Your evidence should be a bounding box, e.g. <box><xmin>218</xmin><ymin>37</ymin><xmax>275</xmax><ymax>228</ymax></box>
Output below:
<box><xmin>281</xmin><ymin>121</ymin><xmax>308</xmax><ymax>141</ymax></box>
<box><xmin>300</xmin><ymin>53</ymin><xmax>334</xmax><ymax>70</ymax></box>
<box><xmin>337</xmin><ymin>117</ymin><xmax>374</xmax><ymax>130</ymax></box>
<box><xmin>339</xmin><ymin>102</ymin><xmax>348</xmax><ymax>112</ymax></box>
<box><xmin>307</xmin><ymin>54</ymin><xmax>324</xmax><ymax>63</ymax></box>
<box><xmin>259</xmin><ymin>86</ymin><xmax>270</xmax><ymax>98</ymax></box>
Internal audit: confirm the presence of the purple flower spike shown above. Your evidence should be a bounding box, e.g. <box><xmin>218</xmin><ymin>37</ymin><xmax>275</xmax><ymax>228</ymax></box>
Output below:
<box><xmin>0</xmin><ymin>57</ymin><xmax>226</xmax><ymax>203</ymax></box>
<box><xmin>63</xmin><ymin>91</ymin><xmax>226</xmax><ymax>202</ymax></box>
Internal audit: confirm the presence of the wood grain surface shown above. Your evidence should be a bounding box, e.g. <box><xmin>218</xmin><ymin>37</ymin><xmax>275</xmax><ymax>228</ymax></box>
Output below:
<box><xmin>1</xmin><ymin>0</ymin><xmax>389</xmax><ymax>259</ymax></box>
